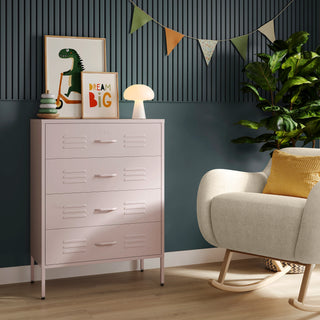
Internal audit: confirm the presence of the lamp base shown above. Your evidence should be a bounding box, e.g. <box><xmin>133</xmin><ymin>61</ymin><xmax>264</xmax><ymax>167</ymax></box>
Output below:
<box><xmin>132</xmin><ymin>101</ymin><xmax>146</xmax><ymax>119</ymax></box>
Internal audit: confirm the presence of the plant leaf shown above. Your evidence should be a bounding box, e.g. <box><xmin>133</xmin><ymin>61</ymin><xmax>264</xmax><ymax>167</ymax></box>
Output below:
<box><xmin>241</xmin><ymin>84</ymin><xmax>268</xmax><ymax>102</ymax></box>
<box><xmin>269</xmin><ymin>50</ymin><xmax>287</xmax><ymax>73</ymax></box>
<box><xmin>231</xmin><ymin>136</ymin><xmax>258</xmax><ymax>144</ymax></box>
<box><xmin>260</xmin><ymin>115</ymin><xmax>298</xmax><ymax>132</ymax></box>
<box><xmin>268</xmin><ymin>40</ymin><xmax>288</xmax><ymax>52</ymax></box>
<box><xmin>259</xmin><ymin>142</ymin><xmax>278</xmax><ymax>152</ymax></box>
<box><xmin>257</xmin><ymin>53</ymin><xmax>271</xmax><ymax>63</ymax></box>
<box><xmin>286</xmin><ymin>31</ymin><xmax>309</xmax><ymax>54</ymax></box>
<box><xmin>245</xmin><ymin>62</ymin><xmax>276</xmax><ymax>91</ymax></box>
<box><xmin>236</xmin><ymin>120</ymin><xmax>261</xmax><ymax>130</ymax></box>
<box><xmin>275</xmin><ymin>76</ymin><xmax>311</xmax><ymax>103</ymax></box>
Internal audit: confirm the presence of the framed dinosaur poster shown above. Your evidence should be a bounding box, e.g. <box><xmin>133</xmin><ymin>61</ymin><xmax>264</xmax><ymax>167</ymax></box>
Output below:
<box><xmin>45</xmin><ymin>35</ymin><xmax>106</xmax><ymax>118</ymax></box>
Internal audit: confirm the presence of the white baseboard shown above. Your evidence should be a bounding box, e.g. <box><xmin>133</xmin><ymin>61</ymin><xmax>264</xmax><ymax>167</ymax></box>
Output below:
<box><xmin>0</xmin><ymin>248</ymin><xmax>252</xmax><ymax>285</ymax></box>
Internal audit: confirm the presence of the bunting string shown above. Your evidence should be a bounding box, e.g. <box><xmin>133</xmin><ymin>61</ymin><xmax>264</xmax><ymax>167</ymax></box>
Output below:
<box><xmin>129</xmin><ymin>0</ymin><xmax>296</xmax><ymax>63</ymax></box>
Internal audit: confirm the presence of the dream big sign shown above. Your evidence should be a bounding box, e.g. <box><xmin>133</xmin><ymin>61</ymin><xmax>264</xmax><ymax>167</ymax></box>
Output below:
<box><xmin>89</xmin><ymin>83</ymin><xmax>112</xmax><ymax>108</ymax></box>
<box><xmin>81</xmin><ymin>72</ymin><xmax>119</xmax><ymax>118</ymax></box>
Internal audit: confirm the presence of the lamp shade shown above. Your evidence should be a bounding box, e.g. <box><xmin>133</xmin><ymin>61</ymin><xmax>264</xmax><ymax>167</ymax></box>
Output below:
<box><xmin>123</xmin><ymin>84</ymin><xmax>154</xmax><ymax>101</ymax></box>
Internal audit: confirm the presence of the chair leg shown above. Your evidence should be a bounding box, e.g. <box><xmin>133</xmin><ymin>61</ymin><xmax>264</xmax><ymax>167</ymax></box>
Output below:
<box><xmin>209</xmin><ymin>249</ymin><xmax>291</xmax><ymax>293</ymax></box>
<box><xmin>218</xmin><ymin>249</ymin><xmax>233</xmax><ymax>284</ymax></box>
<box><xmin>289</xmin><ymin>264</ymin><xmax>320</xmax><ymax>312</ymax></box>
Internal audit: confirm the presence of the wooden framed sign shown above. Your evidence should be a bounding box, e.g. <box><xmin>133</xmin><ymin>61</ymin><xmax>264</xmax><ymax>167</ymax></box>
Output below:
<box><xmin>81</xmin><ymin>72</ymin><xmax>119</xmax><ymax>119</ymax></box>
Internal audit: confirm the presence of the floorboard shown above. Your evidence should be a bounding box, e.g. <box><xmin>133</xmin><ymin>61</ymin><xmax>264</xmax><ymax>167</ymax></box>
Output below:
<box><xmin>0</xmin><ymin>259</ymin><xmax>320</xmax><ymax>319</ymax></box>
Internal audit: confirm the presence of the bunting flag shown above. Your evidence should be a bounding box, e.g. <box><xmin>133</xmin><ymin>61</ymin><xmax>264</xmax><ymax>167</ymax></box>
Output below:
<box><xmin>129</xmin><ymin>0</ymin><xmax>295</xmax><ymax>64</ymax></box>
<box><xmin>130</xmin><ymin>5</ymin><xmax>152</xmax><ymax>34</ymax></box>
<box><xmin>165</xmin><ymin>28</ymin><xmax>184</xmax><ymax>56</ymax></box>
<box><xmin>258</xmin><ymin>20</ymin><xmax>276</xmax><ymax>43</ymax></box>
<box><xmin>231</xmin><ymin>35</ymin><xmax>249</xmax><ymax>60</ymax></box>
<box><xmin>199</xmin><ymin>40</ymin><xmax>218</xmax><ymax>65</ymax></box>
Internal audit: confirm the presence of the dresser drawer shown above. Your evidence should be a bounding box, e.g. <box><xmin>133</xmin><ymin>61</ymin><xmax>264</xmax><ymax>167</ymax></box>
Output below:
<box><xmin>46</xmin><ymin>157</ymin><xmax>161</xmax><ymax>194</ymax></box>
<box><xmin>46</xmin><ymin>123</ymin><xmax>161</xmax><ymax>159</ymax></box>
<box><xmin>46</xmin><ymin>189</ymin><xmax>162</xmax><ymax>229</ymax></box>
<box><xmin>46</xmin><ymin>222</ymin><xmax>161</xmax><ymax>265</ymax></box>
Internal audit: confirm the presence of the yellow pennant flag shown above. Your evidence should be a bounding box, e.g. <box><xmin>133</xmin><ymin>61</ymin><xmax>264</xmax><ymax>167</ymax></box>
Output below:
<box><xmin>165</xmin><ymin>28</ymin><xmax>184</xmax><ymax>56</ymax></box>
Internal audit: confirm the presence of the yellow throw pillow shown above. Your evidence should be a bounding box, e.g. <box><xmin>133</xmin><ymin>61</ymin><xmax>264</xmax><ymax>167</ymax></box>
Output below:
<box><xmin>263</xmin><ymin>150</ymin><xmax>320</xmax><ymax>198</ymax></box>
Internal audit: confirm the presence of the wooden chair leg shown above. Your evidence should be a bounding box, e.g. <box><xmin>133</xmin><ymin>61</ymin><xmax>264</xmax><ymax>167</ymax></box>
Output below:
<box><xmin>218</xmin><ymin>249</ymin><xmax>233</xmax><ymax>283</ymax></box>
<box><xmin>289</xmin><ymin>264</ymin><xmax>320</xmax><ymax>312</ymax></box>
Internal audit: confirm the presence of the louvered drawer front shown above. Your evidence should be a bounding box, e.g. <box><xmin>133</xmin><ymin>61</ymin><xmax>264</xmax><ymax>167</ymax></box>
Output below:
<box><xmin>46</xmin><ymin>222</ymin><xmax>161</xmax><ymax>265</ymax></box>
<box><xmin>46</xmin><ymin>189</ymin><xmax>161</xmax><ymax>229</ymax></box>
<box><xmin>46</xmin><ymin>157</ymin><xmax>161</xmax><ymax>194</ymax></box>
<box><xmin>46</xmin><ymin>123</ymin><xmax>161</xmax><ymax>159</ymax></box>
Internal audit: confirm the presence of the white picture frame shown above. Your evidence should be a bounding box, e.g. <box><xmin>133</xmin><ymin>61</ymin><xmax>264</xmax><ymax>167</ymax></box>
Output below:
<box><xmin>45</xmin><ymin>35</ymin><xmax>106</xmax><ymax>118</ymax></box>
<box><xmin>81</xmin><ymin>72</ymin><xmax>119</xmax><ymax>119</ymax></box>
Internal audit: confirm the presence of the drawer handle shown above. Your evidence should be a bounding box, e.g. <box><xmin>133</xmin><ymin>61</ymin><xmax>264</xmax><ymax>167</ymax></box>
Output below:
<box><xmin>94</xmin><ymin>173</ymin><xmax>117</xmax><ymax>178</ymax></box>
<box><xmin>94</xmin><ymin>139</ymin><xmax>117</xmax><ymax>143</ymax></box>
<box><xmin>94</xmin><ymin>208</ymin><xmax>118</xmax><ymax>213</ymax></box>
<box><xmin>95</xmin><ymin>241</ymin><xmax>117</xmax><ymax>247</ymax></box>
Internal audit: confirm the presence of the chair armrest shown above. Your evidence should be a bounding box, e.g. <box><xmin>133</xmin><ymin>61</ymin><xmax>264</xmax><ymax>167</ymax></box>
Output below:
<box><xmin>197</xmin><ymin>169</ymin><xmax>268</xmax><ymax>246</ymax></box>
<box><xmin>295</xmin><ymin>181</ymin><xmax>320</xmax><ymax>264</ymax></box>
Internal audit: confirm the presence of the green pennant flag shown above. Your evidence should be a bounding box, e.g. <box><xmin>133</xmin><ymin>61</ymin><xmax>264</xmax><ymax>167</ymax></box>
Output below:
<box><xmin>130</xmin><ymin>5</ymin><xmax>152</xmax><ymax>34</ymax></box>
<box><xmin>230</xmin><ymin>35</ymin><xmax>249</xmax><ymax>60</ymax></box>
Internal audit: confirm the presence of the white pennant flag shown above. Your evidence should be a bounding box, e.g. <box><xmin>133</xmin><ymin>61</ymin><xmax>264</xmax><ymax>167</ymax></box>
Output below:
<box><xmin>258</xmin><ymin>20</ymin><xmax>276</xmax><ymax>43</ymax></box>
<box><xmin>199</xmin><ymin>39</ymin><xmax>218</xmax><ymax>66</ymax></box>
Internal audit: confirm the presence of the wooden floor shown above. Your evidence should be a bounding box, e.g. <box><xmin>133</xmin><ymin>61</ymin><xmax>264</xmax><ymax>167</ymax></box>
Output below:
<box><xmin>1</xmin><ymin>259</ymin><xmax>320</xmax><ymax>320</ymax></box>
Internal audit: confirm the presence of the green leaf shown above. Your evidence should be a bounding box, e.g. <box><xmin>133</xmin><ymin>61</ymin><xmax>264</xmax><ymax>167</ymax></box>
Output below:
<box><xmin>275</xmin><ymin>76</ymin><xmax>311</xmax><ymax>103</ymax></box>
<box><xmin>259</xmin><ymin>142</ymin><xmax>278</xmax><ymax>152</ymax></box>
<box><xmin>236</xmin><ymin>120</ymin><xmax>260</xmax><ymax>130</ymax></box>
<box><xmin>281</xmin><ymin>54</ymin><xmax>301</xmax><ymax>78</ymax></box>
<box><xmin>269</xmin><ymin>50</ymin><xmax>287</xmax><ymax>73</ymax></box>
<box><xmin>231</xmin><ymin>133</ymin><xmax>276</xmax><ymax>145</ymax></box>
<box><xmin>254</xmin><ymin>133</ymin><xmax>277</xmax><ymax>142</ymax></box>
<box><xmin>286</xmin><ymin>31</ymin><xmax>309</xmax><ymax>54</ymax></box>
<box><xmin>241</xmin><ymin>84</ymin><xmax>268</xmax><ymax>102</ymax></box>
<box><xmin>292</xmin><ymin>101</ymin><xmax>320</xmax><ymax>119</ymax></box>
<box><xmin>268</xmin><ymin>40</ymin><xmax>288</xmax><ymax>52</ymax></box>
<box><xmin>290</xmin><ymin>87</ymin><xmax>302</xmax><ymax>105</ymax></box>
<box><xmin>261</xmin><ymin>105</ymin><xmax>280</xmax><ymax>112</ymax></box>
<box><xmin>300</xmin><ymin>56</ymin><xmax>320</xmax><ymax>75</ymax></box>
<box><xmin>260</xmin><ymin>115</ymin><xmax>298</xmax><ymax>132</ymax></box>
<box><xmin>245</xmin><ymin>62</ymin><xmax>276</xmax><ymax>91</ymax></box>
<box><xmin>257</xmin><ymin>53</ymin><xmax>271</xmax><ymax>63</ymax></box>
<box><xmin>231</xmin><ymin>136</ymin><xmax>258</xmax><ymax>144</ymax></box>
<box><xmin>275</xmin><ymin>129</ymin><xmax>302</xmax><ymax>144</ymax></box>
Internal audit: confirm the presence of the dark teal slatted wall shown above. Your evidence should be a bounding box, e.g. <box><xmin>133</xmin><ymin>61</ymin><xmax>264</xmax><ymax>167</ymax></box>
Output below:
<box><xmin>0</xmin><ymin>0</ymin><xmax>319</xmax><ymax>102</ymax></box>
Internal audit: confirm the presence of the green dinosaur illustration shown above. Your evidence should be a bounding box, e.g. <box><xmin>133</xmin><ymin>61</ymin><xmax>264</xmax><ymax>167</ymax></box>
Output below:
<box><xmin>58</xmin><ymin>48</ymin><xmax>85</xmax><ymax>97</ymax></box>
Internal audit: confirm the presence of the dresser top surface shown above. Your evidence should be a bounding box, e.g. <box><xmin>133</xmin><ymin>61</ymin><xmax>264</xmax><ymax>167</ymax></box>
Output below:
<box><xmin>30</xmin><ymin>119</ymin><xmax>165</xmax><ymax>124</ymax></box>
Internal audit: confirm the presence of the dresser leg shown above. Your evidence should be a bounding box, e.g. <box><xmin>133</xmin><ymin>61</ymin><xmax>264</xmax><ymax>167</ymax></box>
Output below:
<box><xmin>160</xmin><ymin>256</ymin><xmax>165</xmax><ymax>286</ymax></box>
<box><xmin>30</xmin><ymin>256</ymin><xmax>35</xmax><ymax>283</ymax></box>
<box><xmin>140</xmin><ymin>259</ymin><xmax>144</xmax><ymax>272</ymax></box>
<box><xmin>41</xmin><ymin>266</ymin><xmax>46</xmax><ymax>300</ymax></box>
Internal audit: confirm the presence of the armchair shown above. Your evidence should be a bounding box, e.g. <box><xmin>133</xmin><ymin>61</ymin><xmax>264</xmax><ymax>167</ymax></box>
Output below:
<box><xmin>197</xmin><ymin>147</ymin><xmax>320</xmax><ymax>312</ymax></box>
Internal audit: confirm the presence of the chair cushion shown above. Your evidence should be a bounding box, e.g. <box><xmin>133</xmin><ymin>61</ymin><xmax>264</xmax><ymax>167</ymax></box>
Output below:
<box><xmin>263</xmin><ymin>150</ymin><xmax>320</xmax><ymax>198</ymax></box>
<box><xmin>211</xmin><ymin>192</ymin><xmax>306</xmax><ymax>261</ymax></box>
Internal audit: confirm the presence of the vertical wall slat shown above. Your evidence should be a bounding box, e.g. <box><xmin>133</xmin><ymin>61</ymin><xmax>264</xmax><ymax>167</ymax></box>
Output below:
<box><xmin>1</xmin><ymin>0</ymin><xmax>318</xmax><ymax>102</ymax></box>
<box><xmin>18</xmin><ymin>0</ymin><xmax>25</xmax><ymax>99</ymax></box>
<box><xmin>12</xmin><ymin>0</ymin><xmax>19</xmax><ymax>99</ymax></box>
<box><xmin>6</xmin><ymin>0</ymin><xmax>12</xmax><ymax>100</ymax></box>
<box><xmin>0</xmin><ymin>0</ymin><xmax>5</xmax><ymax>99</ymax></box>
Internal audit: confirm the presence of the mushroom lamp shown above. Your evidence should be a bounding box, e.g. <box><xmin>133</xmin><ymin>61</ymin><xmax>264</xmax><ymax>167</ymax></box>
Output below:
<box><xmin>123</xmin><ymin>84</ymin><xmax>154</xmax><ymax>119</ymax></box>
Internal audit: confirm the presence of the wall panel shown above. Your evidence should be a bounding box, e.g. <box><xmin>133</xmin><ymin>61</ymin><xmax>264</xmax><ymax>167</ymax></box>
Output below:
<box><xmin>0</xmin><ymin>0</ymin><xmax>319</xmax><ymax>102</ymax></box>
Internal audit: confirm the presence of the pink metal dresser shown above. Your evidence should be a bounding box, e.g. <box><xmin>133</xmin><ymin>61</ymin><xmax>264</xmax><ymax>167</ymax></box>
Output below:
<box><xmin>30</xmin><ymin>119</ymin><xmax>165</xmax><ymax>299</ymax></box>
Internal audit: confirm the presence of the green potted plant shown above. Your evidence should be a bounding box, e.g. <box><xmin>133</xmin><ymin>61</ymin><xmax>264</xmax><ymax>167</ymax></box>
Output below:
<box><xmin>233</xmin><ymin>31</ymin><xmax>320</xmax><ymax>151</ymax></box>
